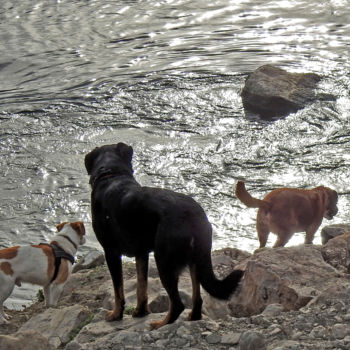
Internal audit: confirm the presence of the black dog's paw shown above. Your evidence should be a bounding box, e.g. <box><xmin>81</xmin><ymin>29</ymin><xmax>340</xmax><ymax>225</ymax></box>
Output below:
<box><xmin>132</xmin><ymin>306</ymin><xmax>150</xmax><ymax>318</ymax></box>
<box><xmin>105</xmin><ymin>309</ymin><xmax>123</xmax><ymax>322</ymax></box>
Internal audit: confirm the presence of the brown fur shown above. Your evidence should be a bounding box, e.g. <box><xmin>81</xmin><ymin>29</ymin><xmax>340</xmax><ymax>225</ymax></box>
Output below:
<box><xmin>32</xmin><ymin>244</ymin><xmax>56</xmax><ymax>281</ymax></box>
<box><xmin>235</xmin><ymin>181</ymin><xmax>338</xmax><ymax>248</ymax></box>
<box><xmin>56</xmin><ymin>222</ymin><xmax>68</xmax><ymax>232</ymax></box>
<box><xmin>0</xmin><ymin>262</ymin><xmax>13</xmax><ymax>276</ymax></box>
<box><xmin>0</xmin><ymin>247</ymin><xmax>19</xmax><ymax>260</ymax></box>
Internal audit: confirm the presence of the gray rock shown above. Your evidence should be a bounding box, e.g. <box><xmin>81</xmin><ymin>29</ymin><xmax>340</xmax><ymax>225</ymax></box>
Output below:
<box><xmin>310</xmin><ymin>325</ymin><xmax>328</xmax><ymax>339</ymax></box>
<box><xmin>241</xmin><ymin>64</ymin><xmax>323</xmax><ymax>118</ymax></box>
<box><xmin>72</xmin><ymin>250</ymin><xmax>105</xmax><ymax>273</ymax></box>
<box><xmin>206</xmin><ymin>332</ymin><xmax>221</xmax><ymax>344</ymax></box>
<box><xmin>239</xmin><ymin>330</ymin><xmax>266</xmax><ymax>350</ymax></box>
<box><xmin>221</xmin><ymin>332</ymin><xmax>241</xmax><ymax>345</ymax></box>
<box><xmin>321</xmin><ymin>231</ymin><xmax>350</xmax><ymax>272</ymax></box>
<box><xmin>271</xmin><ymin>340</ymin><xmax>301</xmax><ymax>350</ymax></box>
<box><xmin>262</xmin><ymin>303</ymin><xmax>284</xmax><ymax>316</ymax></box>
<box><xmin>229</xmin><ymin>245</ymin><xmax>339</xmax><ymax>317</ymax></box>
<box><xmin>332</xmin><ymin>323</ymin><xmax>350</xmax><ymax>339</ymax></box>
<box><xmin>111</xmin><ymin>330</ymin><xmax>142</xmax><ymax>346</ymax></box>
<box><xmin>64</xmin><ymin>341</ymin><xmax>82</xmax><ymax>350</ymax></box>
<box><xmin>321</xmin><ymin>224</ymin><xmax>350</xmax><ymax>244</ymax></box>
<box><xmin>18</xmin><ymin>305</ymin><xmax>92</xmax><ymax>348</ymax></box>
<box><xmin>0</xmin><ymin>331</ymin><xmax>54</xmax><ymax>350</ymax></box>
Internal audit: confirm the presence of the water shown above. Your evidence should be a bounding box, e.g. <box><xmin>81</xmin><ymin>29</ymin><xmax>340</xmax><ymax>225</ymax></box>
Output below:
<box><xmin>1</xmin><ymin>0</ymin><xmax>350</xmax><ymax>308</ymax></box>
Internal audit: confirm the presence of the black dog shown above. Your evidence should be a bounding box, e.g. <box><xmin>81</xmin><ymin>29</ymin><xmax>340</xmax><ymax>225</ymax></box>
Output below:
<box><xmin>85</xmin><ymin>143</ymin><xmax>243</xmax><ymax>329</ymax></box>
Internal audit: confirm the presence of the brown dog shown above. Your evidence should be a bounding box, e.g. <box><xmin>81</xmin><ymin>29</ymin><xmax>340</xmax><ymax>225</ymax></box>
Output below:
<box><xmin>235</xmin><ymin>181</ymin><xmax>338</xmax><ymax>248</ymax></box>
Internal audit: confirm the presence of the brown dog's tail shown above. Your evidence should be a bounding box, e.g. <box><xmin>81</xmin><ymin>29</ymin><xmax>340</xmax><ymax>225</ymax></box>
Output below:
<box><xmin>196</xmin><ymin>251</ymin><xmax>244</xmax><ymax>300</ymax></box>
<box><xmin>235</xmin><ymin>181</ymin><xmax>270</xmax><ymax>211</ymax></box>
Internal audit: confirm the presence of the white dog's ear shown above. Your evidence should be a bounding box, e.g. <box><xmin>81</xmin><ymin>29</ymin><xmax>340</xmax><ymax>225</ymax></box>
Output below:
<box><xmin>116</xmin><ymin>142</ymin><xmax>133</xmax><ymax>163</ymax></box>
<box><xmin>56</xmin><ymin>222</ymin><xmax>68</xmax><ymax>232</ymax></box>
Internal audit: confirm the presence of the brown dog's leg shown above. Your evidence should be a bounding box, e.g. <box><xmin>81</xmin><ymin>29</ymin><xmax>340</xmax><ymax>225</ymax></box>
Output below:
<box><xmin>133</xmin><ymin>254</ymin><xmax>150</xmax><ymax>318</ymax></box>
<box><xmin>188</xmin><ymin>264</ymin><xmax>202</xmax><ymax>321</ymax></box>
<box><xmin>273</xmin><ymin>231</ymin><xmax>293</xmax><ymax>248</ymax></box>
<box><xmin>304</xmin><ymin>222</ymin><xmax>321</xmax><ymax>244</ymax></box>
<box><xmin>256</xmin><ymin>211</ymin><xmax>269</xmax><ymax>248</ymax></box>
<box><xmin>105</xmin><ymin>252</ymin><xmax>125</xmax><ymax>321</ymax></box>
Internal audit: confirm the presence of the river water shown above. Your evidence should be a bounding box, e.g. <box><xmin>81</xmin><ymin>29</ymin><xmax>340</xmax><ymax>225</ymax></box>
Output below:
<box><xmin>1</xmin><ymin>0</ymin><xmax>350</xmax><ymax>308</ymax></box>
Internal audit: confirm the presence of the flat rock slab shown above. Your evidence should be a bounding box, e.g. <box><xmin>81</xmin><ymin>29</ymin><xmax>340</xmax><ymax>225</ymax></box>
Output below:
<box><xmin>18</xmin><ymin>305</ymin><xmax>92</xmax><ymax>348</ymax></box>
<box><xmin>0</xmin><ymin>331</ymin><xmax>55</xmax><ymax>350</ymax></box>
<box><xmin>241</xmin><ymin>64</ymin><xmax>322</xmax><ymax>118</ymax></box>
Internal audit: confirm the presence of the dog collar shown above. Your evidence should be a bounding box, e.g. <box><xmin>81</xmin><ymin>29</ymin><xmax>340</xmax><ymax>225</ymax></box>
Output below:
<box><xmin>60</xmin><ymin>234</ymin><xmax>78</xmax><ymax>250</ymax></box>
<box><xmin>90</xmin><ymin>171</ymin><xmax>131</xmax><ymax>187</ymax></box>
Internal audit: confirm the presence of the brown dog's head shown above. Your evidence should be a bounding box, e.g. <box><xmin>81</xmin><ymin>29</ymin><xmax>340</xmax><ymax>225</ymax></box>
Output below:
<box><xmin>84</xmin><ymin>143</ymin><xmax>134</xmax><ymax>187</ymax></box>
<box><xmin>319</xmin><ymin>187</ymin><xmax>338</xmax><ymax>220</ymax></box>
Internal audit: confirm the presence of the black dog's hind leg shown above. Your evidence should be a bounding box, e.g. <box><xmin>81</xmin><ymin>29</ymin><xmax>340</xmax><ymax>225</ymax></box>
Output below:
<box><xmin>133</xmin><ymin>254</ymin><xmax>150</xmax><ymax>317</ymax></box>
<box><xmin>104</xmin><ymin>249</ymin><xmax>125</xmax><ymax>321</ymax></box>
<box><xmin>188</xmin><ymin>264</ymin><xmax>202</xmax><ymax>321</ymax></box>
<box><xmin>150</xmin><ymin>261</ymin><xmax>184</xmax><ymax>329</ymax></box>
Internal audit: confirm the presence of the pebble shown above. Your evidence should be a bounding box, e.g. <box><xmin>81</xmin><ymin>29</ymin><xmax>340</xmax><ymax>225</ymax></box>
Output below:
<box><xmin>332</xmin><ymin>323</ymin><xmax>349</xmax><ymax>339</ymax></box>
<box><xmin>239</xmin><ymin>330</ymin><xmax>266</xmax><ymax>350</ymax></box>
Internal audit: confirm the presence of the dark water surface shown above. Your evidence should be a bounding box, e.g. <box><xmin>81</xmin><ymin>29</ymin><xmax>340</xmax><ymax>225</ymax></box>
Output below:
<box><xmin>1</xmin><ymin>0</ymin><xmax>350</xmax><ymax>307</ymax></box>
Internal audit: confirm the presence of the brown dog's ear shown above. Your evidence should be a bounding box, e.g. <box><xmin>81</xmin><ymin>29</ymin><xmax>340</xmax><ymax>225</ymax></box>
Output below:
<box><xmin>84</xmin><ymin>147</ymin><xmax>99</xmax><ymax>175</ymax></box>
<box><xmin>116</xmin><ymin>142</ymin><xmax>133</xmax><ymax>163</ymax></box>
<box><xmin>56</xmin><ymin>222</ymin><xmax>69</xmax><ymax>232</ymax></box>
<box><xmin>70</xmin><ymin>221</ymin><xmax>86</xmax><ymax>236</ymax></box>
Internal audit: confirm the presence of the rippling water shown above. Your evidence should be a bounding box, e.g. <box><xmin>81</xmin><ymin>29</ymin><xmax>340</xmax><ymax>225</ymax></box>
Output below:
<box><xmin>1</xmin><ymin>0</ymin><xmax>350</xmax><ymax>307</ymax></box>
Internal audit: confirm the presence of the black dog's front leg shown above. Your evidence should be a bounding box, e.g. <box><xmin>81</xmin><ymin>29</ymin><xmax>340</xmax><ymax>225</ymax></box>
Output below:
<box><xmin>133</xmin><ymin>253</ymin><xmax>150</xmax><ymax>318</ymax></box>
<box><xmin>104</xmin><ymin>249</ymin><xmax>125</xmax><ymax>321</ymax></box>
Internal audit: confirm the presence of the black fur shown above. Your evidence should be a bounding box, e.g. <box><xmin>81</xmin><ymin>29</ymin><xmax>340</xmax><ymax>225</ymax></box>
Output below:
<box><xmin>85</xmin><ymin>143</ymin><xmax>243</xmax><ymax>327</ymax></box>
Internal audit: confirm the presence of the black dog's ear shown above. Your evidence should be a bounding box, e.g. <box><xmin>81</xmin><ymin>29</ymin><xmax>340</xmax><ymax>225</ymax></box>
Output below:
<box><xmin>84</xmin><ymin>147</ymin><xmax>98</xmax><ymax>174</ymax></box>
<box><xmin>116</xmin><ymin>142</ymin><xmax>133</xmax><ymax>163</ymax></box>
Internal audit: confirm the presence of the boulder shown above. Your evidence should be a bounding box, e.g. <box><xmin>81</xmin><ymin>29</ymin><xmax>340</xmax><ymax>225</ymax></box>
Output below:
<box><xmin>321</xmin><ymin>231</ymin><xmax>350</xmax><ymax>272</ymax></box>
<box><xmin>228</xmin><ymin>245</ymin><xmax>342</xmax><ymax>317</ymax></box>
<box><xmin>0</xmin><ymin>331</ymin><xmax>54</xmax><ymax>350</ymax></box>
<box><xmin>321</xmin><ymin>223</ymin><xmax>350</xmax><ymax>244</ymax></box>
<box><xmin>239</xmin><ymin>330</ymin><xmax>266</xmax><ymax>350</ymax></box>
<box><xmin>72</xmin><ymin>250</ymin><xmax>105</xmax><ymax>273</ymax></box>
<box><xmin>18</xmin><ymin>305</ymin><xmax>92</xmax><ymax>348</ymax></box>
<box><xmin>241</xmin><ymin>65</ymin><xmax>322</xmax><ymax>118</ymax></box>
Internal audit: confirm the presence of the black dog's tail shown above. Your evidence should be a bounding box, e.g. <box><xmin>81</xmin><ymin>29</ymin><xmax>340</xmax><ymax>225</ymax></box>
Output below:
<box><xmin>196</xmin><ymin>250</ymin><xmax>244</xmax><ymax>300</ymax></box>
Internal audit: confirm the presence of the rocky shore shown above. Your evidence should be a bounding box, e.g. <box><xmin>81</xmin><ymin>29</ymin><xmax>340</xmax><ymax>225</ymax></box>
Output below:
<box><xmin>1</xmin><ymin>226</ymin><xmax>350</xmax><ymax>350</ymax></box>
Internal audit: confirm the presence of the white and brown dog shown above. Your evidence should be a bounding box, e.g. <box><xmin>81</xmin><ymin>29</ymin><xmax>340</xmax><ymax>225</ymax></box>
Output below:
<box><xmin>0</xmin><ymin>221</ymin><xmax>85</xmax><ymax>324</ymax></box>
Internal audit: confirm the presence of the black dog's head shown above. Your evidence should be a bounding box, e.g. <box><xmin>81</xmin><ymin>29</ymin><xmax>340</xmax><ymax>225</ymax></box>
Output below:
<box><xmin>85</xmin><ymin>143</ymin><xmax>134</xmax><ymax>186</ymax></box>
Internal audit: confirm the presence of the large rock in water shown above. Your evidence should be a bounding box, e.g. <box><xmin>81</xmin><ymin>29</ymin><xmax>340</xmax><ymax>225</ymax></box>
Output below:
<box><xmin>241</xmin><ymin>64</ymin><xmax>322</xmax><ymax>118</ymax></box>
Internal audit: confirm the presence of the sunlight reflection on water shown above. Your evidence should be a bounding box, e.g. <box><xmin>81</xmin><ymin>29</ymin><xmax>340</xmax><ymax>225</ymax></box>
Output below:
<box><xmin>1</xmin><ymin>0</ymin><xmax>350</xmax><ymax>307</ymax></box>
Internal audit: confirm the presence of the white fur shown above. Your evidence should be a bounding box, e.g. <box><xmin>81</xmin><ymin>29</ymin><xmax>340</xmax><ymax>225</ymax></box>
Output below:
<box><xmin>0</xmin><ymin>222</ymin><xmax>85</xmax><ymax>324</ymax></box>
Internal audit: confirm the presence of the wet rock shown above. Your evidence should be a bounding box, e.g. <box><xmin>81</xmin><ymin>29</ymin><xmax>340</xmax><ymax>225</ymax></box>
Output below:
<box><xmin>321</xmin><ymin>223</ymin><xmax>350</xmax><ymax>244</ymax></box>
<box><xmin>228</xmin><ymin>245</ymin><xmax>339</xmax><ymax>317</ymax></box>
<box><xmin>241</xmin><ymin>64</ymin><xmax>322</xmax><ymax>118</ymax></box>
<box><xmin>72</xmin><ymin>250</ymin><xmax>105</xmax><ymax>273</ymax></box>
<box><xmin>0</xmin><ymin>331</ymin><xmax>54</xmax><ymax>350</ymax></box>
